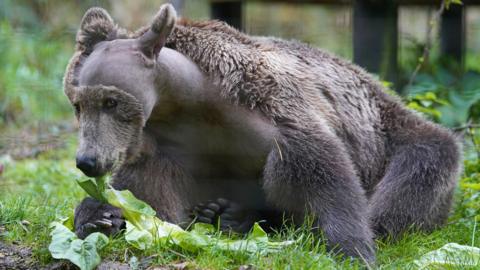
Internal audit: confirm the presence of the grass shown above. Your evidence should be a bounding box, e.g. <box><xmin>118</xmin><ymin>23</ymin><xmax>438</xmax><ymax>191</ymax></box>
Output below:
<box><xmin>0</xmin><ymin>135</ymin><xmax>479</xmax><ymax>269</ymax></box>
<box><xmin>0</xmin><ymin>21</ymin><xmax>73</xmax><ymax>128</ymax></box>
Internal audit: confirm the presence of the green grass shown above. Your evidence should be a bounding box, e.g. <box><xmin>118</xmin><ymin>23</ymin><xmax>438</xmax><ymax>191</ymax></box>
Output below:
<box><xmin>0</xmin><ymin>21</ymin><xmax>73</xmax><ymax>127</ymax></box>
<box><xmin>0</xmin><ymin>135</ymin><xmax>479</xmax><ymax>269</ymax></box>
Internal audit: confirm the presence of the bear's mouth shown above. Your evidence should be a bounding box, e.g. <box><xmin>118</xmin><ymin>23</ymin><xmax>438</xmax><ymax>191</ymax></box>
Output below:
<box><xmin>103</xmin><ymin>162</ymin><xmax>115</xmax><ymax>175</ymax></box>
<box><xmin>80</xmin><ymin>162</ymin><xmax>113</xmax><ymax>178</ymax></box>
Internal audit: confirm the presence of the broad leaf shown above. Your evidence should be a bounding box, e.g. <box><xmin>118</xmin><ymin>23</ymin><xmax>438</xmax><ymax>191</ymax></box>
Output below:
<box><xmin>76</xmin><ymin>178</ymin><xmax>106</xmax><ymax>203</ymax></box>
<box><xmin>124</xmin><ymin>220</ymin><xmax>153</xmax><ymax>250</ymax></box>
<box><xmin>49</xmin><ymin>222</ymin><xmax>109</xmax><ymax>270</ymax></box>
<box><xmin>104</xmin><ymin>188</ymin><xmax>156</xmax><ymax>230</ymax></box>
<box><xmin>50</xmin><ymin>176</ymin><xmax>295</xmax><ymax>268</ymax></box>
<box><xmin>414</xmin><ymin>243</ymin><xmax>480</xmax><ymax>269</ymax></box>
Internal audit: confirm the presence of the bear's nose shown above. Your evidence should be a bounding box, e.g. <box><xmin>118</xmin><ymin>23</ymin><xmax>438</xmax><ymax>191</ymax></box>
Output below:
<box><xmin>76</xmin><ymin>155</ymin><xmax>100</xmax><ymax>177</ymax></box>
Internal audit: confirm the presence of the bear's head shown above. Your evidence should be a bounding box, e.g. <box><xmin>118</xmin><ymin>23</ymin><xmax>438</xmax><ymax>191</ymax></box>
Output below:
<box><xmin>64</xmin><ymin>4</ymin><xmax>177</xmax><ymax>177</ymax></box>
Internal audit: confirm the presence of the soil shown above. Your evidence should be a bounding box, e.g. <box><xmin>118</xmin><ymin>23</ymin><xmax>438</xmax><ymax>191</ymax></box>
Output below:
<box><xmin>0</xmin><ymin>241</ymin><xmax>37</xmax><ymax>270</ymax></box>
<box><xmin>0</xmin><ymin>241</ymin><xmax>131</xmax><ymax>270</ymax></box>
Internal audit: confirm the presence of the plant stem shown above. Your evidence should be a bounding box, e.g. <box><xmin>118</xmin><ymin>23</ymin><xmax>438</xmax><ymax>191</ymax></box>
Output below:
<box><xmin>407</xmin><ymin>0</ymin><xmax>447</xmax><ymax>87</ymax></box>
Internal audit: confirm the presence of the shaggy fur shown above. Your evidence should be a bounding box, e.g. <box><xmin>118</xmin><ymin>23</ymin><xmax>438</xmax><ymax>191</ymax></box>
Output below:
<box><xmin>67</xmin><ymin>4</ymin><xmax>461</xmax><ymax>263</ymax></box>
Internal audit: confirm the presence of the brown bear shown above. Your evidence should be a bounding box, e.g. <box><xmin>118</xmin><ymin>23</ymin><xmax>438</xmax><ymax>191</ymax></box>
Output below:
<box><xmin>65</xmin><ymin>4</ymin><xmax>461</xmax><ymax>263</ymax></box>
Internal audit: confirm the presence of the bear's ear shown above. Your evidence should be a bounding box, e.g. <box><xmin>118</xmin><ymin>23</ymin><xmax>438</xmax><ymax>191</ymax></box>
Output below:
<box><xmin>76</xmin><ymin>7</ymin><xmax>115</xmax><ymax>53</ymax></box>
<box><xmin>137</xmin><ymin>4</ymin><xmax>177</xmax><ymax>59</ymax></box>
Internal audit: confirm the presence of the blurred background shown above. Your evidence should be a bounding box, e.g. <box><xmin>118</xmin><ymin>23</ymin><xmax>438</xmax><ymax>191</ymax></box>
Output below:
<box><xmin>0</xmin><ymin>0</ymin><xmax>479</xmax><ymax>158</ymax></box>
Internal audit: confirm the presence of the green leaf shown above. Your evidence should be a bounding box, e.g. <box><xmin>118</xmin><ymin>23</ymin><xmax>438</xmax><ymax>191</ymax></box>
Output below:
<box><xmin>249</xmin><ymin>223</ymin><xmax>269</xmax><ymax>241</ymax></box>
<box><xmin>103</xmin><ymin>187</ymin><xmax>295</xmax><ymax>253</ymax></box>
<box><xmin>154</xmin><ymin>218</ymin><xmax>185</xmax><ymax>238</ymax></box>
<box><xmin>104</xmin><ymin>188</ymin><xmax>156</xmax><ymax>230</ymax></box>
<box><xmin>95</xmin><ymin>175</ymin><xmax>107</xmax><ymax>194</ymax></box>
<box><xmin>414</xmin><ymin>243</ymin><xmax>480</xmax><ymax>269</ymax></box>
<box><xmin>124</xmin><ymin>221</ymin><xmax>153</xmax><ymax>250</ymax></box>
<box><xmin>75</xmin><ymin>178</ymin><xmax>106</xmax><ymax>203</ymax></box>
<box><xmin>48</xmin><ymin>222</ymin><xmax>76</xmax><ymax>257</ymax></box>
<box><xmin>56</xmin><ymin>175</ymin><xmax>295</xmax><ymax>259</ymax></box>
<box><xmin>48</xmin><ymin>222</ymin><xmax>109</xmax><ymax>270</ymax></box>
<box><xmin>461</xmin><ymin>183</ymin><xmax>480</xmax><ymax>191</ymax></box>
<box><xmin>424</xmin><ymin>92</ymin><xmax>437</xmax><ymax>101</ymax></box>
<box><xmin>104</xmin><ymin>189</ymin><xmax>156</xmax><ymax>217</ymax></box>
<box><xmin>174</xmin><ymin>226</ymin><xmax>211</xmax><ymax>251</ymax></box>
<box><xmin>58</xmin><ymin>215</ymin><xmax>74</xmax><ymax>231</ymax></box>
<box><xmin>190</xmin><ymin>222</ymin><xmax>215</xmax><ymax>234</ymax></box>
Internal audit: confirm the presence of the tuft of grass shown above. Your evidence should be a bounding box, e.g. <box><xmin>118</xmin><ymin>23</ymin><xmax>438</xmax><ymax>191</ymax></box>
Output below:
<box><xmin>0</xmin><ymin>196</ymin><xmax>31</xmax><ymax>226</ymax></box>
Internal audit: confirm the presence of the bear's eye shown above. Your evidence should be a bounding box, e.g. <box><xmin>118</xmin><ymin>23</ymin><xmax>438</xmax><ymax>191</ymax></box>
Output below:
<box><xmin>74</xmin><ymin>103</ymin><xmax>81</xmax><ymax>114</ymax></box>
<box><xmin>103</xmin><ymin>98</ymin><xmax>117</xmax><ymax>110</ymax></box>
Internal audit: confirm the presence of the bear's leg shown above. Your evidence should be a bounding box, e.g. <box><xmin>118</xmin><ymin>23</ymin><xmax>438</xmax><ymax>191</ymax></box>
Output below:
<box><xmin>369</xmin><ymin>135</ymin><xmax>460</xmax><ymax>238</ymax></box>
<box><xmin>263</xmin><ymin>121</ymin><xmax>376</xmax><ymax>263</ymax></box>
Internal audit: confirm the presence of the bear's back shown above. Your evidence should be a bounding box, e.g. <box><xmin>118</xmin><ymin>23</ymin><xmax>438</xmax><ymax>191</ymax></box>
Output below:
<box><xmin>254</xmin><ymin>36</ymin><xmax>390</xmax><ymax>187</ymax></box>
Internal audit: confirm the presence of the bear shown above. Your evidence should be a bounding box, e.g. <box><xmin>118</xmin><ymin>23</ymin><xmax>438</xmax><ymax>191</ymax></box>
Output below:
<box><xmin>65</xmin><ymin>4</ymin><xmax>461</xmax><ymax>263</ymax></box>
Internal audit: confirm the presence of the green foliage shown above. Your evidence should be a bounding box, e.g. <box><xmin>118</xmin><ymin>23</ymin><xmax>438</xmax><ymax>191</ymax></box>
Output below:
<box><xmin>104</xmin><ymin>188</ymin><xmax>158</xmax><ymax>230</ymax></box>
<box><xmin>414</xmin><ymin>243</ymin><xmax>480</xmax><ymax>269</ymax></box>
<box><xmin>403</xmin><ymin>70</ymin><xmax>480</xmax><ymax>127</ymax></box>
<box><xmin>445</xmin><ymin>0</ymin><xmax>463</xmax><ymax>9</ymax></box>
<box><xmin>0</xmin><ymin>21</ymin><xmax>72</xmax><ymax>126</ymax></box>
<box><xmin>76</xmin><ymin>178</ymin><xmax>107</xmax><ymax>204</ymax></box>
<box><xmin>49</xmin><ymin>222</ymin><xmax>109</xmax><ymax>270</ymax></box>
<box><xmin>0</xmin><ymin>156</ymin><xmax>84</xmax><ymax>263</ymax></box>
<box><xmin>50</xmin><ymin>176</ymin><xmax>295</xmax><ymax>270</ymax></box>
<box><xmin>0</xmin><ymin>196</ymin><xmax>30</xmax><ymax>227</ymax></box>
<box><xmin>406</xmin><ymin>92</ymin><xmax>448</xmax><ymax>122</ymax></box>
<box><xmin>457</xmin><ymin>158</ymin><xmax>480</xmax><ymax>226</ymax></box>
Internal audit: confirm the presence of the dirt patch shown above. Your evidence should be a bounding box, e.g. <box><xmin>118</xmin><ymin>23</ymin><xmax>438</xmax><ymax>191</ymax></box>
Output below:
<box><xmin>0</xmin><ymin>241</ymin><xmax>37</xmax><ymax>270</ymax></box>
<box><xmin>0</xmin><ymin>241</ymin><xmax>223</xmax><ymax>270</ymax></box>
<box><xmin>0</xmin><ymin>122</ymin><xmax>75</xmax><ymax>160</ymax></box>
<box><xmin>0</xmin><ymin>241</ymin><xmax>133</xmax><ymax>270</ymax></box>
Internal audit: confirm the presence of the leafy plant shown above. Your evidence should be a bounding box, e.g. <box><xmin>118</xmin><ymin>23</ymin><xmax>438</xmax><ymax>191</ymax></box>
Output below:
<box><xmin>414</xmin><ymin>243</ymin><xmax>480</xmax><ymax>269</ymax></box>
<box><xmin>456</xmin><ymin>158</ymin><xmax>480</xmax><ymax>226</ymax></box>
<box><xmin>49</xmin><ymin>223</ymin><xmax>109</xmax><ymax>270</ymax></box>
<box><xmin>403</xmin><ymin>70</ymin><xmax>480</xmax><ymax>127</ymax></box>
<box><xmin>49</xmin><ymin>176</ymin><xmax>294</xmax><ymax>270</ymax></box>
<box><xmin>0</xmin><ymin>21</ymin><xmax>72</xmax><ymax>126</ymax></box>
<box><xmin>406</xmin><ymin>92</ymin><xmax>448</xmax><ymax>122</ymax></box>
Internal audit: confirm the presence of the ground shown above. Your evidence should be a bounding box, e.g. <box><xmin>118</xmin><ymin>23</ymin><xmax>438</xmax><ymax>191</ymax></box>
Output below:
<box><xmin>0</xmin><ymin>125</ymin><xmax>479</xmax><ymax>270</ymax></box>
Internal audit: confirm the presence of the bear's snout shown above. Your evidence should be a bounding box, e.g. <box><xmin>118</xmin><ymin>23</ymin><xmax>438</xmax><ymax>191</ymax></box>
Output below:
<box><xmin>76</xmin><ymin>155</ymin><xmax>101</xmax><ymax>177</ymax></box>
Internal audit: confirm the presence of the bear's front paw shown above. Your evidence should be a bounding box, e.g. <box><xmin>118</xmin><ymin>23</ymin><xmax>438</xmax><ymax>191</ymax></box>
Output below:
<box><xmin>74</xmin><ymin>197</ymin><xmax>126</xmax><ymax>239</ymax></box>
<box><xmin>191</xmin><ymin>198</ymin><xmax>257</xmax><ymax>234</ymax></box>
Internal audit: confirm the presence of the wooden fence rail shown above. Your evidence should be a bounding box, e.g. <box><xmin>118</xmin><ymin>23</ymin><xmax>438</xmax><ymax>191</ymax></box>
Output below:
<box><xmin>189</xmin><ymin>0</ymin><xmax>479</xmax><ymax>84</ymax></box>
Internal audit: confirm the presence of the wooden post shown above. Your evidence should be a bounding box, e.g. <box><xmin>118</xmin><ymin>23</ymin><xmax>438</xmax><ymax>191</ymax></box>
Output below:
<box><xmin>353</xmin><ymin>0</ymin><xmax>398</xmax><ymax>85</ymax></box>
<box><xmin>210</xmin><ymin>0</ymin><xmax>243</xmax><ymax>30</ymax></box>
<box><xmin>441</xmin><ymin>3</ymin><xmax>465</xmax><ymax>66</ymax></box>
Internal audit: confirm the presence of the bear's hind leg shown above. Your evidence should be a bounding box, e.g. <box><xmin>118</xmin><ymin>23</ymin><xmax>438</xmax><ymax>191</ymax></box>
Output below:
<box><xmin>369</xmin><ymin>134</ymin><xmax>460</xmax><ymax>238</ymax></box>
